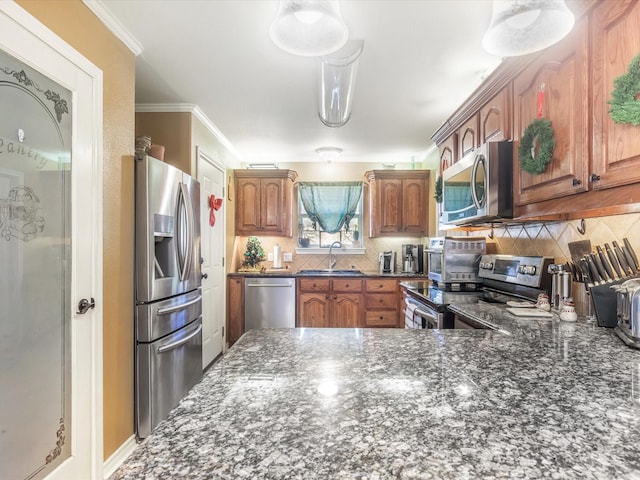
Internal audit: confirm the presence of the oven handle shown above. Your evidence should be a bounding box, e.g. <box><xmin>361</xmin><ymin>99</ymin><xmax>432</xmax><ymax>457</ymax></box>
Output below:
<box><xmin>414</xmin><ymin>307</ymin><xmax>437</xmax><ymax>319</ymax></box>
<box><xmin>157</xmin><ymin>320</ymin><xmax>202</xmax><ymax>353</ymax></box>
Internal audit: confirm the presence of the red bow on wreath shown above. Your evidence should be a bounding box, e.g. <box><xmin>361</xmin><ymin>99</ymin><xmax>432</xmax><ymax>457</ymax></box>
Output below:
<box><xmin>209</xmin><ymin>194</ymin><xmax>223</xmax><ymax>226</ymax></box>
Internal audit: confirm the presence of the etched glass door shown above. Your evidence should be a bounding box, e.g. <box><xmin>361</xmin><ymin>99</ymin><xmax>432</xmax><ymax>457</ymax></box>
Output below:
<box><xmin>0</xmin><ymin>48</ymin><xmax>72</xmax><ymax>479</ymax></box>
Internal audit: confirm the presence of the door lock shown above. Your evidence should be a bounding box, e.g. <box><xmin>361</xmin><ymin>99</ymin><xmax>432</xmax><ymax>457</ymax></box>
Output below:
<box><xmin>77</xmin><ymin>297</ymin><xmax>96</xmax><ymax>314</ymax></box>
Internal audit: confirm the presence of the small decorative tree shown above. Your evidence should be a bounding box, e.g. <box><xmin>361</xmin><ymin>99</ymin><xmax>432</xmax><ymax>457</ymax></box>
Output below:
<box><xmin>242</xmin><ymin>236</ymin><xmax>265</xmax><ymax>269</ymax></box>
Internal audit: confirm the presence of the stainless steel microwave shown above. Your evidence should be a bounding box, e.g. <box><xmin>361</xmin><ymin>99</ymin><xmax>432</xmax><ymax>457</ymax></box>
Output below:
<box><xmin>441</xmin><ymin>141</ymin><xmax>513</xmax><ymax>226</ymax></box>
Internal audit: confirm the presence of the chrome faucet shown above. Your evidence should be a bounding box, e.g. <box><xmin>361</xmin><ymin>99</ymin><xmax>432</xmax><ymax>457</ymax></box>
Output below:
<box><xmin>328</xmin><ymin>241</ymin><xmax>343</xmax><ymax>270</ymax></box>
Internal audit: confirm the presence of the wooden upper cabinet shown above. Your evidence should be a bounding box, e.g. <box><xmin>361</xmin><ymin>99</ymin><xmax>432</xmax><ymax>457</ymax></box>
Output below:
<box><xmin>513</xmin><ymin>16</ymin><xmax>589</xmax><ymax>206</ymax></box>
<box><xmin>365</xmin><ymin>170</ymin><xmax>429</xmax><ymax>237</ymax></box>
<box><xmin>439</xmin><ymin>134</ymin><xmax>457</xmax><ymax>170</ymax></box>
<box><xmin>234</xmin><ymin>170</ymin><xmax>297</xmax><ymax>237</ymax></box>
<box><xmin>458</xmin><ymin>114</ymin><xmax>480</xmax><ymax>159</ymax></box>
<box><xmin>480</xmin><ymin>85</ymin><xmax>512</xmax><ymax>143</ymax></box>
<box><xmin>592</xmin><ymin>0</ymin><xmax>640</xmax><ymax>191</ymax></box>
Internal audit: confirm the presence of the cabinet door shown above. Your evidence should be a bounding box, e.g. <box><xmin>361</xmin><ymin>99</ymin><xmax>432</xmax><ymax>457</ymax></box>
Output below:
<box><xmin>402</xmin><ymin>177</ymin><xmax>428</xmax><ymax>235</ymax></box>
<box><xmin>439</xmin><ymin>134</ymin><xmax>457</xmax><ymax>169</ymax></box>
<box><xmin>331</xmin><ymin>294</ymin><xmax>362</xmax><ymax>328</ymax></box>
<box><xmin>372</xmin><ymin>178</ymin><xmax>402</xmax><ymax>235</ymax></box>
<box><xmin>458</xmin><ymin>114</ymin><xmax>480</xmax><ymax>158</ymax></box>
<box><xmin>235</xmin><ymin>178</ymin><xmax>261</xmax><ymax>234</ymax></box>
<box><xmin>480</xmin><ymin>86</ymin><xmax>512</xmax><ymax>143</ymax></box>
<box><xmin>592</xmin><ymin>0</ymin><xmax>640</xmax><ymax>191</ymax></box>
<box><xmin>513</xmin><ymin>17</ymin><xmax>589</xmax><ymax>206</ymax></box>
<box><xmin>298</xmin><ymin>293</ymin><xmax>331</xmax><ymax>327</ymax></box>
<box><xmin>226</xmin><ymin>276</ymin><xmax>244</xmax><ymax>347</ymax></box>
<box><xmin>260</xmin><ymin>178</ymin><xmax>286</xmax><ymax>235</ymax></box>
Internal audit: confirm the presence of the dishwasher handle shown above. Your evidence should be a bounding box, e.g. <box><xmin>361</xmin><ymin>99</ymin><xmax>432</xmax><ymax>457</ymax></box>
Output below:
<box><xmin>246</xmin><ymin>282</ymin><xmax>294</xmax><ymax>288</ymax></box>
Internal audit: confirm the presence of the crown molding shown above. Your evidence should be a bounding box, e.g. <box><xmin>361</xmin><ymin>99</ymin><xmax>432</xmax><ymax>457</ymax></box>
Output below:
<box><xmin>135</xmin><ymin>103</ymin><xmax>242</xmax><ymax>160</ymax></box>
<box><xmin>82</xmin><ymin>0</ymin><xmax>143</xmax><ymax>55</ymax></box>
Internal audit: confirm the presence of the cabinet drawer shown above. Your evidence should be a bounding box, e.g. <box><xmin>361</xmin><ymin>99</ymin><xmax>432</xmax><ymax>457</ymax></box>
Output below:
<box><xmin>365</xmin><ymin>293</ymin><xmax>397</xmax><ymax>310</ymax></box>
<box><xmin>298</xmin><ymin>278</ymin><xmax>330</xmax><ymax>292</ymax></box>
<box><xmin>365</xmin><ymin>279</ymin><xmax>397</xmax><ymax>293</ymax></box>
<box><xmin>332</xmin><ymin>278</ymin><xmax>363</xmax><ymax>292</ymax></box>
<box><xmin>365</xmin><ymin>311</ymin><xmax>399</xmax><ymax>327</ymax></box>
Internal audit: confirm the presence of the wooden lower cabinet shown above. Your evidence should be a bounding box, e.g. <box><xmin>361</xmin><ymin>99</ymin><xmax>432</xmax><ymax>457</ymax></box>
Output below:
<box><xmin>226</xmin><ymin>275</ymin><xmax>244</xmax><ymax>347</ymax></box>
<box><xmin>364</xmin><ymin>278</ymin><xmax>401</xmax><ymax>328</ymax></box>
<box><xmin>297</xmin><ymin>277</ymin><xmax>363</xmax><ymax>328</ymax></box>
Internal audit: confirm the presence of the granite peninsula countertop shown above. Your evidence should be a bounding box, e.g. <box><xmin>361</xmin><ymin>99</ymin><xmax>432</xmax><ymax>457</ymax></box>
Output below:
<box><xmin>111</xmin><ymin>314</ymin><xmax>640</xmax><ymax>479</ymax></box>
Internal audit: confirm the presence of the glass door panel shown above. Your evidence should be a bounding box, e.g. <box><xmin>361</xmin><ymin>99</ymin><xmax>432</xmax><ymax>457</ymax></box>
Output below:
<box><xmin>0</xmin><ymin>48</ymin><xmax>72</xmax><ymax>480</ymax></box>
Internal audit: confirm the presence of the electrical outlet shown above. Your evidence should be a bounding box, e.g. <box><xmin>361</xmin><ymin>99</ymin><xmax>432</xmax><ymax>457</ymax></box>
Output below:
<box><xmin>267</xmin><ymin>252</ymin><xmax>273</xmax><ymax>261</ymax></box>
<box><xmin>283</xmin><ymin>252</ymin><xmax>293</xmax><ymax>262</ymax></box>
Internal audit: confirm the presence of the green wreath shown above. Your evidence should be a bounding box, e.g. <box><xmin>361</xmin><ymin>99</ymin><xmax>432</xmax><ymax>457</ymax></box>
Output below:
<box><xmin>434</xmin><ymin>175</ymin><xmax>442</xmax><ymax>203</ymax></box>
<box><xmin>608</xmin><ymin>53</ymin><xmax>640</xmax><ymax>125</ymax></box>
<box><xmin>518</xmin><ymin>118</ymin><xmax>555</xmax><ymax>175</ymax></box>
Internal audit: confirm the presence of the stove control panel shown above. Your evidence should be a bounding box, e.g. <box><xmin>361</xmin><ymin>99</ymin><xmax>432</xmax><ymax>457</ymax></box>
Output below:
<box><xmin>479</xmin><ymin>254</ymin><xmax>554</xmax><ymax>288</ymax></box>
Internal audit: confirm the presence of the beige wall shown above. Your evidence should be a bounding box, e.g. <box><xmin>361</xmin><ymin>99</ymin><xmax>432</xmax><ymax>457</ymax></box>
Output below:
<box><xmin>135</xmin><ymin>111</ymin><xmax>192</xmax><ymax>173</ymax></box>
<box><xmin>16</xmin><ymin>0</ymin><xmax>136</xmax><ymax>459</ymax></box>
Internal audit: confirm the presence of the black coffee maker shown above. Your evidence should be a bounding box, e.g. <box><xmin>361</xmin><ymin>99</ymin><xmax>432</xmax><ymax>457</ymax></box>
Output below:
<box><xmin>401</xmin><ymin>244</ymin><xmax>424</xmax><ymax>274</ymax></box>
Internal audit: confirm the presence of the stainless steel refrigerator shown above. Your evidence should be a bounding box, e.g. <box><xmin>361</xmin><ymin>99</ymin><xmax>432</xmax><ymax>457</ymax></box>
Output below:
<box><xmin>134</xmin><ymin>153</ymin><xmax>203</xmax><ymax>439</ymax></box>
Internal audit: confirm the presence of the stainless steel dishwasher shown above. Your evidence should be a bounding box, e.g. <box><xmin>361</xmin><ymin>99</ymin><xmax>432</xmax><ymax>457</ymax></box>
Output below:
<box><xmin>244</xmin><ymin>277</ymin><xmax>297</xmax><ymax>330</ymax></box>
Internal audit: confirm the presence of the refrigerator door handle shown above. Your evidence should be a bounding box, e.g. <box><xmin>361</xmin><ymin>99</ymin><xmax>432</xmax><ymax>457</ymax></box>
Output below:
<box><xmin>156</xmin><ymin>294</ymin><xmax>203</xmax><ymax>315</ymax></box>
<box><xmin>176</xmin><ymin>182</ymin><xmax>194</xmax><ymax>281</ymax></box>
<box><xmin>157</xmin><ymin>319</ymin><xmax>202</xmax><ymax>353</ymax></box>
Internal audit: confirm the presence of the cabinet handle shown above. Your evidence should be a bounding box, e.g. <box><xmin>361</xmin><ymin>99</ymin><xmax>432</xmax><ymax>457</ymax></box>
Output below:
<box><xmin>572</xmin><ymin>178</ymin><xmax>581</xmax><ymax>187</ymax></box>
<box><xmin>346</xmin><ymin>284</ymin><xmax>350</xmax><ymax>287</ymax></box>
<box><xmin>334</xmin><ymin>295</ymin><xmax>337</xmax><ymax>300</ymax></box>
<box><xmin>590</xmin><ymin>173</ymin><xmax>601</xmax><ymax>182</ymax></box>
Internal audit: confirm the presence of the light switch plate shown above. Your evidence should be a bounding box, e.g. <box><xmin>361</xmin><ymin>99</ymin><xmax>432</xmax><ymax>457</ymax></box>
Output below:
<box><xmin>267</xmin><ymin>252</ymin><xmax>273</xmax><ymax>261</ymax></box>
<box><xmin>283</xmin><ymin>252</ymin><xmax>293</xmax><ymax>262</ymax></box>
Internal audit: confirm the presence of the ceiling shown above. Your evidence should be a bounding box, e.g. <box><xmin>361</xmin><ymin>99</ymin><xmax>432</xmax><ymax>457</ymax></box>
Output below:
<box><xmin>93</xmin><ymin>0</ymin><xmax>504</xmax><ymax>166</ymax></box>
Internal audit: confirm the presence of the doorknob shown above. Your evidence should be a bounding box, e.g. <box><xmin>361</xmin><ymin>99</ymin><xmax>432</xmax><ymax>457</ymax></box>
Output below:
<box><xmin>201</xmin><ymin>273</ymin><xmax>208</xmax><ymax>279</ymax></box>
<box><xmin>77</xmin><ymin>297</ymin><xmax>95</xmax><ymax>314</ymax></box>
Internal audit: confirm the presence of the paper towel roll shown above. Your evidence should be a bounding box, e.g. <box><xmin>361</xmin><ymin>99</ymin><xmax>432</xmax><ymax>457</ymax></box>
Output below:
<box><xmin>273</xmin><ymin>244</ymin><xmax>282</xmax><ymax>269</ymax></box>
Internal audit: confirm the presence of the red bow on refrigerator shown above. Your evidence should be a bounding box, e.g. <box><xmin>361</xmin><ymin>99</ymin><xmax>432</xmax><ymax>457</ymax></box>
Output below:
<box><xmin>209</xmin><ymin>194</ymin><xmax>223</xmax><ymax>226</ymax></box>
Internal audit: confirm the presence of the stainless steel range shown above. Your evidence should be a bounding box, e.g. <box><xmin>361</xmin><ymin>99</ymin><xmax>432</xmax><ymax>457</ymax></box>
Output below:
<box><xmin>479</xmin><ymin>254</ymin><xmax>554</xmax><ymax>302</ymax></box>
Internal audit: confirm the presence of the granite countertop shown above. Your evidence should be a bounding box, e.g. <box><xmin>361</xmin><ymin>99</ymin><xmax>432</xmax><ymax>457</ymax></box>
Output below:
<box><xmin>111</xmin><ymin>306</ymin><xmax>640</xmax><ymax>479</ymax></box>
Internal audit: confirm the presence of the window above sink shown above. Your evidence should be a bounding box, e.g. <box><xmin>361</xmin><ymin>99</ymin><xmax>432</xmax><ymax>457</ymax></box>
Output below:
<box><xmin>296</xmin><ymin>182</ymin><xmax>364</xmax><ymax>255</ymax></box>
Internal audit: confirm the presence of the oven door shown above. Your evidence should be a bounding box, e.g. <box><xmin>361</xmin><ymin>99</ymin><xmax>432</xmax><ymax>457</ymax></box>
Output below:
<box><xmin>414</xmin><ymin>305</ymin><xmax>441</xmax><ymax>329</ymax></box>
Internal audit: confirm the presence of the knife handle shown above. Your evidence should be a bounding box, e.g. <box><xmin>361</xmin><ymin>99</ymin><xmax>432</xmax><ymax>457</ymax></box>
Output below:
<box><xmin>591</xmin><ymin>253</ymin><xmax>608</xmax><ymax>282</ymax></box>
<box><xmin>597</xmin><ymin>245</ymin><xmax>615</xmax><ymax>280</ymax></box>
<box><xmin>605</xmin><ymin>243</ymin><xmax>623</xmax><ymax>278</ymax></box>
<box><xmin>623</xmin><ymin>237</ymin><xmax>639</xmax><ymax>272</ymax></box>
<box><xmin>586</xmin><ymin>254</ymin><xmax>602</xmax><ymax>284</ymax></box>
<box><xmin>613</xmin><ymin>240</ymin><xmax>633</xmax><ymax>276</ymax></box>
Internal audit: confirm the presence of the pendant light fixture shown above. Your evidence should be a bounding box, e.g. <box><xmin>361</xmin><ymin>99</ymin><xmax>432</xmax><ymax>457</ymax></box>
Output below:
<box><xmin>269</xmin><ymin>0</ymin><xmax>348</xmax><ymax>57</ymax></box>
<box><xmin>318</xmin><ymin>39</ymin><xmax>364</xmax><ymax>127</ymax></box>
<box><xmin>482</xmin><ymin>0</ymin><xmax>575</xmax><ymax>57</ymax></box>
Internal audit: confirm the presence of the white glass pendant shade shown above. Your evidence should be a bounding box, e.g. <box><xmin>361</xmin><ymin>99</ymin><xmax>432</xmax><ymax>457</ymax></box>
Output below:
<box><xmin>482</xmin><ymin>0</ymin><xmax>575</xmax><ymax>57</ymax></box>
<box><xmin>270</xmin><ymin>0</ymin><xmax>349</xmax><ymax>57</ymax></box>
<box><xmin>318</xmin><ymin>39</ymin><xmax>364</xmax><ymax>127</ymax></box>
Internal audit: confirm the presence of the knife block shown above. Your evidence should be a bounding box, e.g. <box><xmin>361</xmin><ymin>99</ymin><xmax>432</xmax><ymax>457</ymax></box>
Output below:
<box><xmin>589</xmin><ymin>275</ymin><xmax>640</xmax><ymax>327</ymax></box>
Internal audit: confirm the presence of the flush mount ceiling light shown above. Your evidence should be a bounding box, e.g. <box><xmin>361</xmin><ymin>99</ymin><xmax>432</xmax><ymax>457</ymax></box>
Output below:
<box><xmin>316</xmin><ymin>147</ymin><xmax>343</xmax><ymax>162</ymax></box>
<box><xmin>482</xmin><ymin>0</ymin><xmax>575</xmax><ymax>57</ymax></box>
<box><xmin>318</xmin><ymin>39</ymin><xmax>364</xmax><ymax>127</ymax></box>
<box><xmin>269</xmin><ymin>0</ymin><xmax>349</xmax><ymax>57</ymax></box>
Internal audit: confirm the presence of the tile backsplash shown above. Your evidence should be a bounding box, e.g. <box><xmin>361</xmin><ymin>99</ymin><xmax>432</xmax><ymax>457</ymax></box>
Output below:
<box><xmin>230</xmin><ymin>211</ymin><xmax>640</xmax><ymax>317</ymax></box>
<box><xmin>232</xmin><ymin>235</ymin><xmax>428</xmax><ymax>274</ymax></box>
<box><xmin>475</xmin><ymin>212</ymin><xmax>640</xmax><ymax>316</ymax></box>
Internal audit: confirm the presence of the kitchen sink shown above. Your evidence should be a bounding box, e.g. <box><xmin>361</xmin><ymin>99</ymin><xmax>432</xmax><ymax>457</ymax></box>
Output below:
<box><xmin>297</xmin><ymin>269</ymin><xmax>365</xmax><ymax>276</ymax></box>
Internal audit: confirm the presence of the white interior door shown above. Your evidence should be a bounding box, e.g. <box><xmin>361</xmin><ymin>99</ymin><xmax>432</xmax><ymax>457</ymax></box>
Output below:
<box><xmin>197</xmin><ymin>147</ymin><xmax>225</xmax><ymax>368</ymax></box>
<box><xmin>0</xmin><ymin>4</ymin><xmax>103</xmax><ymax>480</ymax></box>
